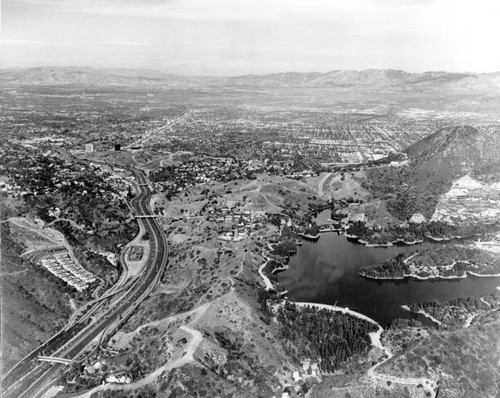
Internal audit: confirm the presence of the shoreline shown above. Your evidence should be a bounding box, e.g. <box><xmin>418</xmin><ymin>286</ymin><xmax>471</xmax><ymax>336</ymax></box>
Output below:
<box><xmin>468</xmin><ymin>271</ymin><xmax>500</xmax><ymax>277</ymax></box>
<box><xmin>297</xmin><ymin>232</ymin><xmax>321</xmax><ymax>240</ymax></box>
<box><xmin>401</xmin><ymin>305</ymin><xmax>443</xmax><ymax>326</ymax></box>
<box><xmin>358</xmin><ymin>239</ymin><xmax>393</xmax><ymax>247</ymax></box>
<box><xmin>359</xmin><ymin>270</ymin><xmax>500</xmax><ymax>281</ymax></box>
<box><xmin>266</xmin><ymin>225</ymin><xmax>499</xmax><ymax>344</ymax></box>
<box><xmin>393</xmin><ymin>238</ymin><xmax>424</xmax><ymax>245</ymax></box>
<box><xmin>319</xmin><ymin>227</ymin><xmax>343</xmax><ymax>233</ymax></box>
<box><xmin>424</xmin><ymin>234</ymin><xmax>480</xmax><ymax>242</ymax></box>
<box><xmin>271</xmin><ymin>264</ymin><xmax>289</xmax><ymax>274</ymax></box>
<box><xmin>327</xmin><ymin>231</ymin><xmax>428</xmax><ymax>247</ymax></box>
<box><xmin>359</xmin><ymin>272</ymin><xmax>405</xmax><ymax>280</ymax></box>
<box><xmin>312</xmin><ymin>225</ymin><xmax>477</xmax><ymax>247</ymax></box>
<box><xmin>294</xmin><ymin>302</ymin><xmax>381</xmax><ymax>328</ymax></box>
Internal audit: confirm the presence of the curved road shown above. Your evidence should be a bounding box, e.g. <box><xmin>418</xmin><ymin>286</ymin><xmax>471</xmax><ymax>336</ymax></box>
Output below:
<box><xmin>3</xmin><ymin>170</ymin><xmax>168</xmax><ymax>398</ymax></box>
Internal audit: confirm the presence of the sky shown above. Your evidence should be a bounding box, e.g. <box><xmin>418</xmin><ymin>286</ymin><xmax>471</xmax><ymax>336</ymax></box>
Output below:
<box><xmin>2</xmin><ymin>0</ymin><xmax>500</xmax><ymax>76</ymax></box>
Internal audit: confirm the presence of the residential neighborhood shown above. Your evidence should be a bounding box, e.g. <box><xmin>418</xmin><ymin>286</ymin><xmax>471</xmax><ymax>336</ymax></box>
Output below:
<box><xmin>40</xmin><ymin>251</ymin><xmax>96</xmax><ymax>291</ymax></box>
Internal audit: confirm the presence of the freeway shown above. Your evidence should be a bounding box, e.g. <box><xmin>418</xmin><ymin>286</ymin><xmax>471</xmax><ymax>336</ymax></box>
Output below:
<box><xmin>3</xmin><ymin>170</ymin><xmax>168</xmax><ymax>398</ymax></box>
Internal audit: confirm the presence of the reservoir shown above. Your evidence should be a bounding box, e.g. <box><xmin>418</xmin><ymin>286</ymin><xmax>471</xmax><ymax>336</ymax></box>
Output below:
<box><xmin>278</xmin><ymin>230</ymin><xmax>500</xmax><ymax>327</ymax></box>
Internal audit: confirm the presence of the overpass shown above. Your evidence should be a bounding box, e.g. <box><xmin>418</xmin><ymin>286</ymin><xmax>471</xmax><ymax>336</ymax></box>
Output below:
<box><xmin>133</xmin><ymin>214</ymin><xmax>157</xmax><ymax>219</ymax></box>
<box><xmin>37</xmin><ymin>356</ymin><xmax>74</xmax><ymax>366</ymax></box>
<box><xmin>6</xmin><ymin>169</ymin><xmax>169</xmax><ymax>398</ymax></box>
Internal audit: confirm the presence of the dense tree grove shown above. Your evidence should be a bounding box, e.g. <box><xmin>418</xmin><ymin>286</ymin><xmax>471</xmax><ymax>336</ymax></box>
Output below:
<box><xmin>12</xmin><ymin>156</ymin><xmax>136</xmax><ymax>253</ymax></box>
<box><xmin>406</xmin><ymin>295</ymin><xmax>500</xmax><ymax>330</ymax></box>
<box><xmin>412</xmin><ymin>296</ymin><xmax>485</xmax><ymax>314</ymax></box>
<box><xmin>346</xmin><ymin>221</ymin><xmax>368</xmax><ymax>237</ymax></box>
<box><xmin>272</xmin><ymin>240</ymin><xmax>297</xmax><ymax>257</ymax></box>
<box><xmin>150</xmin><ymin>157</ymin><xmax>256</xmax><ymax>199</ymax></box>
<box><xmin>281</xmin><ymin>225</ymin><xmax>295</xmax><ymax>239</ymax></box>
<box><xmin>303</xmin><ymin>222</ymin><xmax>320</xmax><ymax>236</ymax></box>
<box><xmin>275</xmin><ymin>302</ymin><xmax>377</xmax><ymax>372</ymax></box>
<box><xmin>360</xmin><ymin>253</ymin><xmax>409</xmax><ymax>278</ymax></box>
<box><xmin>266</xmin><ymin>213</ymin><xmax>282</xmax><ymax>228</ymax></box>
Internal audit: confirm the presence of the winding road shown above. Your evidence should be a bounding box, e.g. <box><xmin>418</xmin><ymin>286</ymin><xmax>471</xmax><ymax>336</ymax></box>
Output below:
<box><xmin>317</xmin><ymin>172</ymin><xmax>332</xmax><ymax>197</ymax></box>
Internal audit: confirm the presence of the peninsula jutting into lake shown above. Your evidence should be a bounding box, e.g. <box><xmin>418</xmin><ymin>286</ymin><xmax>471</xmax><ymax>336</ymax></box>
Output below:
<box><xmin>278</xmin><ymin>230</ymin><xmax>500</xmax><ymax>327</ymax></box>
<box><xmin>359</xmin><ymin>242</ymin><xmax>500</xmax><ymax>280</ymax></box>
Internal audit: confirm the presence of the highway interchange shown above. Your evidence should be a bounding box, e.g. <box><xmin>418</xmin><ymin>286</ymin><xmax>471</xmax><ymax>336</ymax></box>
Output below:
<box><xmin>2</xmin><ymin>169</ymin><xmax>168</xmax><ymax>398</ymax></box>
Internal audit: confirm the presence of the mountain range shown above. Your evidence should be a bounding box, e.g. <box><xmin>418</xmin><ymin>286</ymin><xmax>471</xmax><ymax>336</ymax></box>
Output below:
<box><xmin>2</xmin><ymin>66</ymin><xmax>500</xmax><ymax>91</ymax></box>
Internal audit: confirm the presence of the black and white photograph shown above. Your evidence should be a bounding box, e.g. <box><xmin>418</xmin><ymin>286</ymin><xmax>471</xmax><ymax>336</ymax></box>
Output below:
<box><xmin>1</xmin><ymin>1</ymin><xmax>500</xmax><ymax>397</ymax></box>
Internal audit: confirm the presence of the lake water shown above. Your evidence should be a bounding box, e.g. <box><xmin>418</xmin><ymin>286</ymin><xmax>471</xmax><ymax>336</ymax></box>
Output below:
<box><xmin>279</xmin><ymin>213</ymin><xmax>500</xmax><ymax>326</ymax></box>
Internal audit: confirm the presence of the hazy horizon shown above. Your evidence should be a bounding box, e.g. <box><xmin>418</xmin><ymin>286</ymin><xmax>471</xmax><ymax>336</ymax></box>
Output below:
<box><xmin>2</xmin><ymin>65</ymin><xmax>499</xmax><ymax>79</ymax></box>
<box><xmin>3</xmin><ymin>0</ymin><xmax>500</xmax><ymax>76</ymax></box>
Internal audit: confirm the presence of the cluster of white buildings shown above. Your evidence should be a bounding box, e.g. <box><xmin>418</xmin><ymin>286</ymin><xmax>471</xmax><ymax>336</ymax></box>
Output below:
<box><xmin>40</xmin><ymin>252</ymin><xmax>96</xmax><ymax>291</ymax></box>
<box><xmin>105</xmin><ymin>374</ymin><xmax>132</xmax><ymax>384</ymax></box>
<box><xmin>218</xmin><ymin>231</ymin><xmax>248</xmax><ymax>242</ymax></box>
<box><xmin>17</xmin><ymin>136</ymin><xmax>66</xmax><ymax>148</ymax></box>
<box><xmin>209</xmin><ymin>207</ymin><xmax>266</xmax><ymax>242</ymax></box>
<box><xmin>408</xmin><ymin>262</ymin><xmax>455</xmax><ymax>278</ymax></box>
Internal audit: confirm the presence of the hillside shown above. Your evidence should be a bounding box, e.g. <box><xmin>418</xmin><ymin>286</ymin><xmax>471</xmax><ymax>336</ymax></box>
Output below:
<box><xmin>314</xmin><ymin>311</ymin><xmax>500</xmax><ymax>398</ymax></box>
<box><xmin>0</xmin><ymin>222</ymin><xmax>73</xmax><ymax>376</ymax></box>
<box><xmin>362</xmin><ymin>125</ymin><xmax>500</xmax><ymax>220</ymax></box>
<box><xmin>406</xmin><ymin>125</ymin><xmax>500</xmax><ymax>178</ymax></box>
<box><xmin>379</xmin><ymin>311</ymin><xmax>500</xmax><ymax>398</ymax></box>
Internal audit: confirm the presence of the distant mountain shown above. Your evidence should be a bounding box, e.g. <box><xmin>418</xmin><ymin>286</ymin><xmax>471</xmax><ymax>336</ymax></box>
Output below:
<box><xmin>444</xmin><ymin>71</ymin><xmax>500</xmax><ymax>91</ymax></box>
<box><xmin>227</xmin><ymin>69</ymin><xmax>482</xmax><ymax>88</ymax></box>
<box><xmin>2</xmin><ymin>66</ymin><xmax>499</xmax><ymax>90</ymax></box>
<box><xmin>225</xmin><ymin>71</ymin><xmax>324</xmax><ymax>87</ymax></box>
<box><xmin>307</xmin><ymin>69</ymin><xmax>474</xmax><ymax>87</ymax></box>
<box><xmin>0</xmin><ymin>66</ymin><xmax>193</xmax><ymax>87</ymax></box>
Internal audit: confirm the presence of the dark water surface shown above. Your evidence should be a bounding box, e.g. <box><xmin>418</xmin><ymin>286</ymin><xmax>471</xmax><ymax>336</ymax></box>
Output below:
<box><xmin>278</xmin><ymin>229</ymin><xmax>500</xmax><ymax>326</ymax></box>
